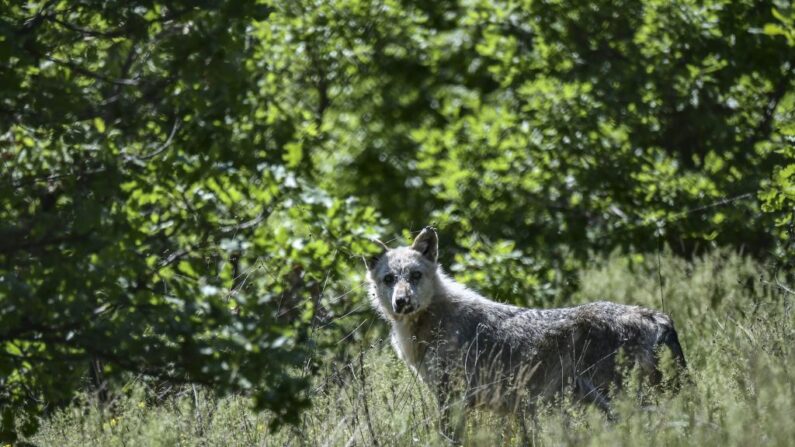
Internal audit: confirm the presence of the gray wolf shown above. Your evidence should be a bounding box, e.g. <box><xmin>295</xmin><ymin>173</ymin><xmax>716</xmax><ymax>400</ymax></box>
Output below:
<box><xmin>365</xmin><ymin>227</ymin><xmax>688</xmax><ymax>439</ymax></box>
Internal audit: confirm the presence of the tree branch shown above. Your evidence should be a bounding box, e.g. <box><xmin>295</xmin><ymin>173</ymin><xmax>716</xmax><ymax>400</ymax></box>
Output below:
<box><xmin>746</xmin><ymin>71</ymin><xmax>793</xmax><ymax>149</ymax></box>
<box><xmin>48</xmin><ymin>16</ymin><xmax>133</xmax><ymax>38</ymax></box>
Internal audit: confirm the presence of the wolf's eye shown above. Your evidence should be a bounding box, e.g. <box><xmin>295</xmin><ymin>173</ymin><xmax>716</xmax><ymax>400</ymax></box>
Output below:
<box><xmin>410</xmin><ymin>271</ymin><xmax>422</xmax><ymax>281</ymax></box>
<box><xmin>383</xmin><ymin>274</ymin><xmax>396</xmax><ymax>285</ymax></box>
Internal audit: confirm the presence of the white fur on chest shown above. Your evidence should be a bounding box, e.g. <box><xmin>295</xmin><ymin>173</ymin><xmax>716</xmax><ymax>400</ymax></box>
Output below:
<box><xmin>390</xmin><ymin>319</ymin><xmax>422</xmax><ymax>370</ymax></box>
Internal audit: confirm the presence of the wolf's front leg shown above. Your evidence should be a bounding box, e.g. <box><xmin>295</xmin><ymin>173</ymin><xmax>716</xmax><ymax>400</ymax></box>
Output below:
<box><xmin>436</xmin><ymin>372</ymin><xmax>466</xmax><ymax>444</ymax></box>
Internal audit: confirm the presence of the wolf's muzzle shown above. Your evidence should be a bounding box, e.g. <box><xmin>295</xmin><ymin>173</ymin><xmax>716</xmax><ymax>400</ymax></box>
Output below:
<box><xmin>393</xmin><ymin>297</ymin><xmax>414</xmax><ymax>314</ymax></box>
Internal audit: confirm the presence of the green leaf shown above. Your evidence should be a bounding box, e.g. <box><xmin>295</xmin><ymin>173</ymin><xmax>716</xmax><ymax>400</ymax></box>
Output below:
<box><xmin>94</xmin><ymin>117</ymin><xmax>106</xmax><ymax>133</ymax></box>
<box><xmin>284</xmin><ymin>141</ymin><xmax>303</xmax><ymax>167</ymax></box>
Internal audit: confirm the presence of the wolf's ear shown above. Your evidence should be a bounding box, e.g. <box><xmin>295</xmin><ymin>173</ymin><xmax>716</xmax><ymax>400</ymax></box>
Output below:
<box><xmin>411</xmin><ymin>226</ymin><xmax>438</xmax><ymax>263</ymax></box>
<box><xmin>364</xmin><ymin>254</ymin><xmax>382</xmax><ymax>272</ymax></box>
<box><xmin>364</xmin><ymin>238</ymin><xmax>390</xmax><ymax>271</ymax></box>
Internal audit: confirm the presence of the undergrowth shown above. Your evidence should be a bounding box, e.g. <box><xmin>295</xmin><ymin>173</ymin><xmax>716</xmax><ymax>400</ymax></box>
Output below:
<box><xmin>29</xmin><ymin>249</ymin><xmax>794</xmax><ymax>446</ymax></box>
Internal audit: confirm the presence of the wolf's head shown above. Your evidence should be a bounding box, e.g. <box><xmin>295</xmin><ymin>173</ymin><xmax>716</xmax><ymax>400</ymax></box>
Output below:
<box><xmin>365</xmin><ymin>227</ymin><xmax>439</xmax><ymax>320</ymax></box>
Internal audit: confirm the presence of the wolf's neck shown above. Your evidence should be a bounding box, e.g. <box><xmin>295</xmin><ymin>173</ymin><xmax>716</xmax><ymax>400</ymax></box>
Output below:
<box><xmin>391</xmin><ymin>314</ymin><xmax>429</xmax><ymax>368</ymax></box>
<box><xmin>433</xmin><ymin>268</ymin><xmax>487</xmax><ymax>304</ymax></box>
<box><xmin>388</xmin><ymin>268</ymin><xmax>489</xmax><ymax>368</ymax></box>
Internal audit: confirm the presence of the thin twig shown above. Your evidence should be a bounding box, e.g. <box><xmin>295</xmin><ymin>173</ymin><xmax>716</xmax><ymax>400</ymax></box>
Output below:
<box><xmin>135</xmin><ymin>116</ymin><xmax>181</xmax><ymax>160</ymax></box>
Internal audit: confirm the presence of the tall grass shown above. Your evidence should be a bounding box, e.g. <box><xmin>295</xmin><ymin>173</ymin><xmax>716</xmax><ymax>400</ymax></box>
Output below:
<box><xmin>30</xmin><ymin>249</ymin><xmax>794</xmax><ymax>446</ymax></box>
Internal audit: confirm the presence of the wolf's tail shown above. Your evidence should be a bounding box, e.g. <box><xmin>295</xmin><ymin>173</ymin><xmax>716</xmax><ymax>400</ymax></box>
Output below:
<box><xmin>660</xmin><ymin>326</ymin><xmax>687</xmax><ymax>369</ymax></box>
<box><xmin>657</xmin><ymin>324</ymin><xmax>691</xmax><ymax>390</ymax></box>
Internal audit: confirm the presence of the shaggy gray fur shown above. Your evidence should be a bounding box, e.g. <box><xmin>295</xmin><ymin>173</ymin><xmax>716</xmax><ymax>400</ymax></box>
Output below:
<box><xmin>365</xmin><ymin>227</ymin><xmax>687</xmax><ymax>437</ymax></box>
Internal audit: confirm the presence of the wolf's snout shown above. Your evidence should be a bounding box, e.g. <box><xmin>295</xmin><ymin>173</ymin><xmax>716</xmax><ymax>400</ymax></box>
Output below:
<box><xmin>393</xmin><ymin>296</ymin><xmax>412</xmax><ymax>314</ymax></box>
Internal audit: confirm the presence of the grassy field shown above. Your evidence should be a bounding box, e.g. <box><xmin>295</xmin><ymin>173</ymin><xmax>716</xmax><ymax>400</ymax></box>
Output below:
<box><xmin>30</xmin><ymin>249</ymin><xmax>794</xmax><ymax>446</ymax></box>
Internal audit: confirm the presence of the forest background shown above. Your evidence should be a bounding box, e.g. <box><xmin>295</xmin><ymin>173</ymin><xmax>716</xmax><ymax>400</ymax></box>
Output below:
<box><xmin>1</xmin><ymin>0</ymin><xmax>794</xmax><ymax>444</ymax></box>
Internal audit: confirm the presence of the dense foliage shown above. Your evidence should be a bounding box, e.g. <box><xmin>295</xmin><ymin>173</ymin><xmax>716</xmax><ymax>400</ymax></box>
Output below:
<box><xmin>1</xmin><ymin>1</ymin><xmax>382</xmax><ymax>440</ymax></box>
<box><xmin>1</xmin><ymin>0</ymin><xmax>793</xmax><ymax>442</ymax></box>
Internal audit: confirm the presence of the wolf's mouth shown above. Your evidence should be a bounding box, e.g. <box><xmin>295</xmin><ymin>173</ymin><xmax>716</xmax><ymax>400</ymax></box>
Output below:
<box><xmin>393</xmin><ymin>302</ymin><xmax>416</xmax><ymax>315</ymax></box>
